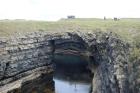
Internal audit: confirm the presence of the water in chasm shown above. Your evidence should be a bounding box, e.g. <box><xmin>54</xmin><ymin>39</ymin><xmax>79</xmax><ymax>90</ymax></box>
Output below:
<box><xmin>53</xmin><ymin>55</ymin><xmax>92</xmax><ymax>93</ymax></box>
<box><xmin>18</xmin><ymin>62</ymin><xmax>92</xmax><ymax>93</ymax></box>
<box><xmin>7</xmin><ymin>55</ymin><xmax>93</xmax><ymax>93</ymax></box>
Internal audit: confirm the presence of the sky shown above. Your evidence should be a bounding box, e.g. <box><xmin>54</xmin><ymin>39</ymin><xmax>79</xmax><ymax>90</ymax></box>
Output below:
<box><xmin>0</xmin><ymin>0</ymin><xmax>140</xmax><ymax>21</ymax></box>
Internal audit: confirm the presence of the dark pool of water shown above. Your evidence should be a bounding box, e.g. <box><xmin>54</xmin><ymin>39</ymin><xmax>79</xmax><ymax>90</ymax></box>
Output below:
<box><xmin>5</xmin><ymin>59</ymin><xmax>92</xmax><ymax>93</ymax></box>
<box><xmin>53</xmin><ymin>65</ymin><xmax>92</xmax><ymax>93</ymax></box>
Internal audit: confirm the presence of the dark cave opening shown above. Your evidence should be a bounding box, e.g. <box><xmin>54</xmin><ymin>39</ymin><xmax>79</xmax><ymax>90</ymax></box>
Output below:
<box><xmin>53</xmin><ymin>53</ymin><xmax>93</xmax><ymax>93</ymax></box>
<box><xmin>48</xmin><ymin>38</ymin><xmax>96</xmax><ymax>93</ymax></box>
<box><xmin>7</xmin><ymin>39</ymin><xmax>97</xmax><ymax>93</ymax></box>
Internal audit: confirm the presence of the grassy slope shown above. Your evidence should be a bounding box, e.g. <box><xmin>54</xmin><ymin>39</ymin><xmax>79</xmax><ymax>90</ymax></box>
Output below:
<box><xmin>0</xmin><ymin>18</ymin><xmax>140</xmax><ymax>42</ymax></box>
<box><xmin>0</xmin><ymin>18</ymin><xmax>140</xmax><ymax>61</ymax></box>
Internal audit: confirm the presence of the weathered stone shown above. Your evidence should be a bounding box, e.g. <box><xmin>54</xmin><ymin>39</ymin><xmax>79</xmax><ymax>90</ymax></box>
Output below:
<box><xmin>0</xmin><ymin>31</ymin><xmax>137</xmax><ymax>93</ymax></box>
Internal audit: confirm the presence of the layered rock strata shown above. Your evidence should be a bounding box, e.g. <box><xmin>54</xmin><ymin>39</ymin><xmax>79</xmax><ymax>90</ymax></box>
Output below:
<box><xmin>0</xmin><ymin>31</ymin><xmax>134</xmax><ymax>93</ymax></box>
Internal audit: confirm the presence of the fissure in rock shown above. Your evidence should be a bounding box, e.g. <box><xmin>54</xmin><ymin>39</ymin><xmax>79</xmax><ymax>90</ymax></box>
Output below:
<box><xmin>0</xmin><ymin>32</ymin><xmax>130</xmax><ymax>93</ymax></box>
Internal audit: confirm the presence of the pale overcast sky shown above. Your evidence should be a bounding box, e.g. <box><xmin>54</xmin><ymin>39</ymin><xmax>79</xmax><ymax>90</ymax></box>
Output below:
<box><xmin>0</xmin><ymin>0</ymin><xmax>140</xmax><ymax>21</ymax></box>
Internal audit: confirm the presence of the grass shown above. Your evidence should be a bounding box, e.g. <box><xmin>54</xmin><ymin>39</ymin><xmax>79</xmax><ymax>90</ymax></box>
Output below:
<box><xmin>0</xmin><ymin>18</ymin><xmax>140</xmax><ymax>63</ymax></box>
<box><xmin>0</xmin><ymin>18</ymin><xmax>140</xmax><ymax>43</ymax></box>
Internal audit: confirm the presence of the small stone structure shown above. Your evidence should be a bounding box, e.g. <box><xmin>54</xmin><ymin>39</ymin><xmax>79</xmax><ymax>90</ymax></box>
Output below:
<box><xmin>67</xmin><ymin>15</ymin><xmax>75</xmax><ymax>19</ymax></box>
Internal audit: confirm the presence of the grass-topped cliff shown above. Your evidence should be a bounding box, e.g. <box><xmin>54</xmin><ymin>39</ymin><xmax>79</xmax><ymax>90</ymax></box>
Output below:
<box><xmin>0</xmin><ymin>18</ymin><xmax>140</xmax><ymax>41</ymax></box>
<box><xmin>0</xmin><ymin>18</ymin><xmax>140</xmax><ymax>93</ymax></box>
<box><xmin>0</xmin><ymin>18</ymin><xmax>140</xmax><ymax>59</ymax></box>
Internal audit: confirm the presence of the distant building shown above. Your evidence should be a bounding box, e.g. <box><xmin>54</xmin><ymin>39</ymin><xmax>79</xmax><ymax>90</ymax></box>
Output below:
<box><xmin>67</xmin><ymin>15</ymin><xmax>75</xmax><ymax>19</ymax></box>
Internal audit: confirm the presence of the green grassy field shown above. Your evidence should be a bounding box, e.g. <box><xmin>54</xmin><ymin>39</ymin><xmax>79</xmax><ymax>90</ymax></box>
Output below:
<box><xmin>0</xmin><ymin>18</ymin><xmax>140</xmax><ymax>61</ymax></box>
<box><xmin>0</xmin><ymin>18</ymin><xmax>140</xmax><ymax>42</ymax></box>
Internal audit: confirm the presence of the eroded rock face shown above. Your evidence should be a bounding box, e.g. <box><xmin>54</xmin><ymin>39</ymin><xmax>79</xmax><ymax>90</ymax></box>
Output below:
<box><xmin>129</xmin><ymin>51</ymin><xmax>140</xmax><ymax>93</ymax></box>
<box><xmin>7</xmin><ymin>72</ymin><xmax>54</xmax><ymax>93</ymax></box>
<box><xmin>0</xmin><ymin>34</ymin><xmax>54</xmax><ymax>85</ymax></box>
<box><xmin>0</xmin><ymin>31</ymin><xmax>134</xmax><ymax>93</ymax></box>
<box><xmin>89</xmin><ymin>32</ymin><xmax>130</xmax><ymax>93</ymax></box>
